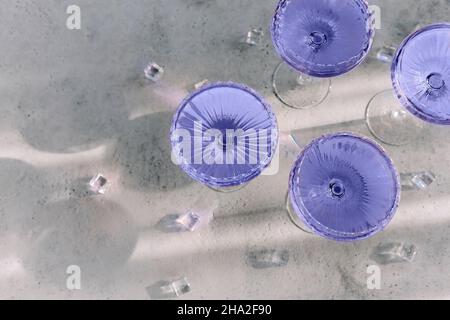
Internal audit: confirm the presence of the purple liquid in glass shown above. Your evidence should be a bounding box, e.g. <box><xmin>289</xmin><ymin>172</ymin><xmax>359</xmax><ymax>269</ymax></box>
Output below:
<box><xmin>271</xmin><ymin>0</ymin><xmax>374</xmax><ymax>77</ymax></box>
<box><xmin>289</xmin><ymin>133</ymin><xmax>400</xmax><ymax>241</ymax></box>
<box><xmin>391</xmin><ymin>23</ymin><xmax>450</xmax><ymax>125</ymax></box>
<box><xmin>170</xmin><ymin>82</ymin><xmax>278</xmax><ymax>189</ymax></box>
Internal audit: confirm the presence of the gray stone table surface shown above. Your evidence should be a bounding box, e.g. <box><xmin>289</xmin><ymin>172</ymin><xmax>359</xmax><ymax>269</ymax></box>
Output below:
<box><xmin>0</xmin><ymin>0</ymin><xmax>449</xmax><ymax>299</ymax></box>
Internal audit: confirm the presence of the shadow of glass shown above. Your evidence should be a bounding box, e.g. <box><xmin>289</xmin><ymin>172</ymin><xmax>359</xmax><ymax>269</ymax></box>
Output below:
<box><xmin>21</xmin><ymin>198</ymin><xmax>138</xmax><ymax>289</ymax></box>
<box><xmin>19</xmin><ymin>79</ymin><xmax>128</xmax><ymax>153</ymax></box>
<box><xmin>0</xmin><ymin>159</ymin><xmax>48</xmax><ymax>237</ymax></box>
<box><xmin>107</xmin><ymin>111</ymin><xmax>192</xmax><ymax>192</ymax></box>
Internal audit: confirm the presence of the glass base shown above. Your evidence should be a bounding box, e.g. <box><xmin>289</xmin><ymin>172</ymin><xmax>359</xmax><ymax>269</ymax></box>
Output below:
<box><xmin>365</xmin><ymin>89</ymin><xmax>425</xmax><ymax>146</ymax></box>
<box><xmin>285</xmin><ymin>193</ymin><xmax>313</xmax><ymax>234</ymax></box>
<box><xmin>272</xmin><ymin>62</ymin><xmax>331</xmax><ymax>109</ymax></box>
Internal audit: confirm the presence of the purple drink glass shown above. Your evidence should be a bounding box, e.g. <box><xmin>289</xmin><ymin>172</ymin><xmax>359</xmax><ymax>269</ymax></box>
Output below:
<box><xmin>392</xmin><ymin>23</ymin><xmax>450</xmax><ymax>125</ymax></box>
<box><xmin>288</xmin><ymin>133</ymin><xmax>400</xmax><ymax>241</ymax></box>
<box><xmin>170</xmin><ymin>82</ymin><xmax>278</xmax><ymax>191</ymax></box>
<box><xmin>366</xmin><ymin>23</ymin><xmax>450</xmax><ymax>146</ymax></box>
<box><xmin>270</xmin><ymin>0</ymin><xmax>374</xmax><ymax>109</ymax></box>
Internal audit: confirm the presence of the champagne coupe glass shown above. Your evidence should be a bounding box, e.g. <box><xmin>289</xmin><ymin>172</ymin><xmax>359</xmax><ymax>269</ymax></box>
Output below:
<box><xmin>287</xmin><ymin>132</ymin><xmax>400</xmax><ymax>241</ymax></box>
<box><xmin>366</xmin><ymin>23</ymin><xmax>450</xmax><ymax>146</ymax></box>
<box><xmin>270</xmin><ymin>0</ymin><xmax>374</xmax><ymax>109</ymax></box>
<box><xmin>170</xmin><ymin>82</ymin><xmax>278</xmax><ymax>192</ymax></box>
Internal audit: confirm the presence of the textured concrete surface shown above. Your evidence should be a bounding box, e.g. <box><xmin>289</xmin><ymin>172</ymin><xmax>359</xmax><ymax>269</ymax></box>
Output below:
<box><xmin>0</xmin><ymin>0</ymin><xmax>450</xmax><ymax>299</ymax></box>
